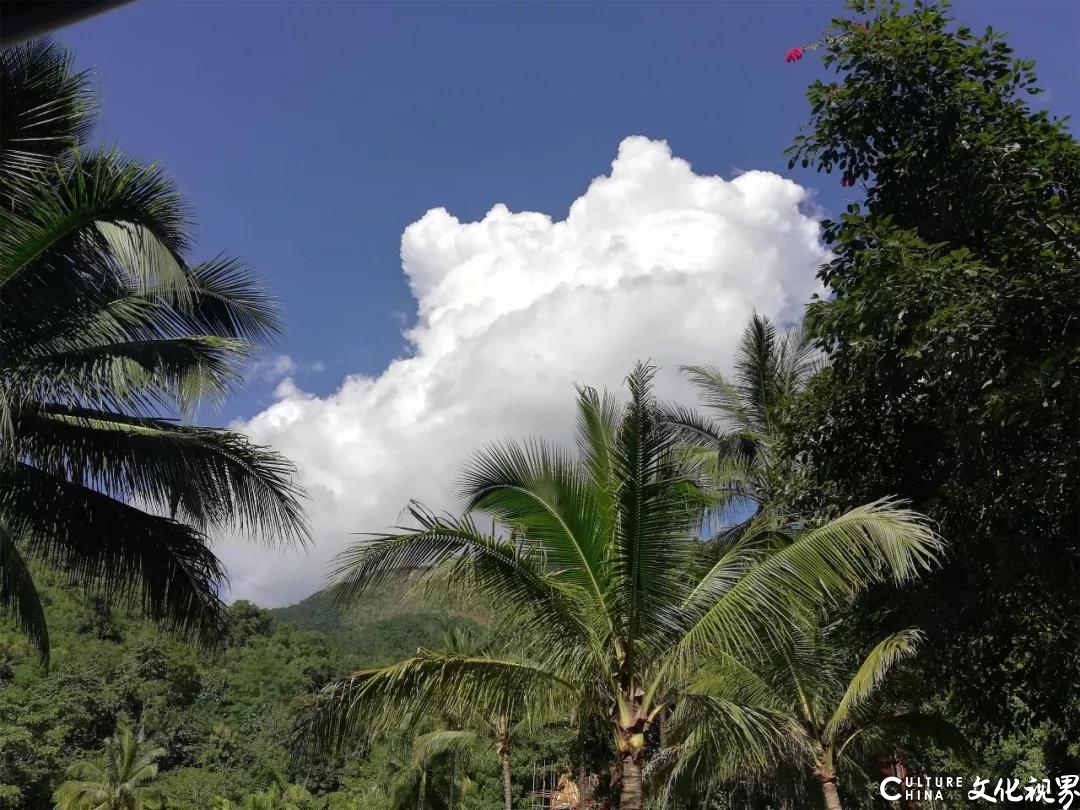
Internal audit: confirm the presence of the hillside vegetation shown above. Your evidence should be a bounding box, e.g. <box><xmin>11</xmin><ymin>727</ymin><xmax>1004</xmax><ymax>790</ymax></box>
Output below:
<box><xmin>0</xmin><ymin>572</ymin><xmax>480</xmax><ymax>808</ymax></box>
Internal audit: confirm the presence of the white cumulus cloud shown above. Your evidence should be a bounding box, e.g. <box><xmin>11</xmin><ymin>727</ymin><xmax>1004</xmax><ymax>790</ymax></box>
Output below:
<box><xmin>246</xmin><ymin>353</ymin><xmax>326</xmax><ymax>383</ymax></box>
<box><xmin>219</xmin><ymin>136</ymin><xmax>827</xmax><ymax>607</ymax></box>
<box><xmin>249</xmin><ymin>353</ymin><xmax>297</xmax><ymax>381</ymax></box>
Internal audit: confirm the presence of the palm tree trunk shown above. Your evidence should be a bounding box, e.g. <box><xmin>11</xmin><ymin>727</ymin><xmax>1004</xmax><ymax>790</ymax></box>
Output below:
<box><xmin>577</xmin><ymin>758</ymin><xmax>588</xmax><ymax>810</ymax></box>
<box><xmin>500</xmin><ymin>744</ymin><xmax>513</xmax><ymax>810</ymax></box>
<box><xmin>620</xmin><ymin>755</ymin><xmax>644</xmax><ymax>810</ymax></box>
<box><xmin>449</xmin><ymin>752</ymin><xmax>456</xmax><ymax>810</ymax></box>
<box><xmin>819</xmin><ymin>778</ymin><xmax>843</xmax><ymax>810</ymax></box>
<box><xmin>614</xmin><ymin>693</ymin><xmax>648</xmax><ymax>810</ymax></box>
<box><xmin>495</xmin><ymin>716</ymin><xmax>513</xmax><ymax>810</ymax></box>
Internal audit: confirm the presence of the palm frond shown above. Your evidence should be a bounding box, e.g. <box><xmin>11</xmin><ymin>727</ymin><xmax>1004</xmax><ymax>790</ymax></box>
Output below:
<box><xmin>1</xmin><ymin>155</ymin><xmax>278</xmax><ymax>358</ymax></box>
<box><xmin>3</xmin><ymin>463</ymin><xmax>228</xmax><ymax>645</ymax></box>
<box><xmin>298</xmin><ymin>653</ymin><xmax>570</xmax><ymax>757</ymax></box>
<box><xmin>0</xmin><ymin>37</ymin><xmax>95</xmax><ymax>191</ymax></box>
<box><xmin>841</xmin><ymin>711</ymin><xmax>974</xmax><ymax>767</ymax></box>
<box><xmin>458</xmin><ymin>438</ymin><xmax>613</xmax><ymax>617</ymax></box>
<box><xmin>610</xmin><ymin>362</ymin><xmax>703</xmax><ymax>654</ymax></box>
<box><xmin>734</xmin><ymin>314</ymin><xmax>781</xmax><ymax>432</ymax></box>
<box><xmin>659</xmin><ymin>402</ymin><xmax>725</xmax><ymax>452</ymax></box>
<box><xmin>329</xmin><ymin>507</ymin><xmax>589</xmax><ymax>666</ymax></box>
<box><xmin>16</xmin><ymin>405</ymin><xmax>308</xmax><ymax>546</ymax></box>
<box><xmin>676</xmin><ymin>500</ymin><xmax>942</xmax><ymax>665</ymax></box>
<box><xmin>411</xmin><ymin>729</ymin><xmax>482</xmax><ymax>767</ymax></box>
<box><xmin>574</xmin><ymin>384</ymin><xmax>621</xmax><ymax>516</ymax></box>
<box><xmin>825</xmin><ymin>629</ymin><xmax>924</xmax><ymax>741</ymax></box>
<box><xmin>0</xmin><ymin>148</ymin><xmax>188</xmax><ymax>290</ymax></box>
<box><xmin>0</xmin><ymin>519</ymin><xmax>49</xmax><ymax>663</ymax></box>
<box><xmin>12</xmin><ymin>335</ymin><xmax>249</xmax><ymax>414</ymax></box>
<box><xmin>776</xmin><ymin>319</ymin><xmax>823</xmax><ymax>394</ymax></box>
<box><xmin>664</xmin><ymin>693</ymin><xmax>803</xmax><ymax>784</ymax></box>
<box><xmin>177</xmin><ymin>255</ymin><xmax>280</xmax><ymax>345</ymax></box>
<box><xmin>95</xmin><ymin>218</ymin><xmax>192</xmax><ymax>306</ymax></box>
<box><xmin>682</xmin><ymin>651</ymin><xmax>778</xmax><ymax>710</ymax></box>
<box><xmin>680</xmin><ymin>365</ymin><xmax>752</xmax><ymax>432</ymax></box>
<box><xmin>678</xmin><ymin>522</ymin><xmax>777</xmax><ymax>627</ymax></box>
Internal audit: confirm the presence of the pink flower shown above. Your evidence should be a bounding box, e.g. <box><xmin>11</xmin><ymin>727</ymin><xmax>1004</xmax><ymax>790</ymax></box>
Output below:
<box><xmin>841</xmin><ymin>174</ymin><xmax>855</xmax><ymax>187</ymax></box>
<box><xmin>784</xmin><ymin>47</ymin><xmax>804</xmax><ymax>63</ymax></box>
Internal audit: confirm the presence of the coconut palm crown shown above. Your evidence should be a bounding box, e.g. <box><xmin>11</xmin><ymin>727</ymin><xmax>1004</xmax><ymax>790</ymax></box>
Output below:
<box><xmin>665</xmin><ymin>313</ymin><xmax>819</xmax><ymax>531</ymax></box>
<box><xmin>661</xmin><ymin>621</ymin><xmax>971</xmax><ymax>810</ymax></box>
<box><xmin>0</xmin><ymin>39</ymin><xmax>309</xmax><ymax>662</ymax></box>
<box><xmin>52</xmin><ymin>724</ymin><xmax>164</xmax><ymax>810</ymax></box>
<box><xmin>301</xmin><ymin>363</ymin><xmax>941</xmax><ymax>810</ymax></box>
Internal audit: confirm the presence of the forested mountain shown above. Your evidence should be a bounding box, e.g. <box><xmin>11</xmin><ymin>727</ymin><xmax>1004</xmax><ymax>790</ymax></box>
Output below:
<box><xmin>271</xmin><ymin>581</ymin><xmax>486</xmax><ymax>660</ymax></box>
<box><xmin>0</xmin><ymin>573</ymin><xmax>481</xmax><ymax>808</ymax></box>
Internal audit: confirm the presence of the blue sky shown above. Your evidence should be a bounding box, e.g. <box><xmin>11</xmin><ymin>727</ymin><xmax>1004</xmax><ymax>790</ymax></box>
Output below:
<box><xmin>59</xmin><ymin>1</ymin><xmax>1080</xmax><ymax>604</ymax></box>
<box><xmin>63</xmin><ymin>0</ymin><xmax>1077</xmax><ymax>422</ymax></box>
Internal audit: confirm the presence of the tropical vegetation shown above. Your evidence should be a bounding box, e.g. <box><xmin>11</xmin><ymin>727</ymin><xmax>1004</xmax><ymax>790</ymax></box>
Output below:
<box><xmin>52</xmin><ymin>724</ymin><xmax>163</xmax><ymax>810</ymax></box>
<box><xmin>0</xmin><ymin>38</ymin><xmax>309</xmax><ymax>664</ymax></box>
<box><xmin>1</xmin><ymin>0</ymin><xmax>1077</xmax><ymax>808</ymax></box>
<box><xmin>783</xmin><ymin>0</ymin><xmax>1080</xmax><ymax>777</ymax></box>
<box><xmin>0</xmin><ymin>572</ymin><xmax>482</xmax><ymax>807</ymax></box>
<box><xmin>656</xmin><ymin>621</ymin><xmax>971</xmax><ymax>809</ymax></box>
<box><xmin>302</xmin><ymin>364</ymin><xmax>941</xmax><ymax>810</ymax></box>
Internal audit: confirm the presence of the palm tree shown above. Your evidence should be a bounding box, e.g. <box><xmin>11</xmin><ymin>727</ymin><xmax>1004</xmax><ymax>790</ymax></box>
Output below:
<box><xmin>301</xmin><ymin>364</ymin><xmax>942</xmax><ymax>810</ymax></box>
<box><xmin>408</xmin><ymin>727</ymin><xmax>492</xmax><ymax>810</ymax></box>
<box><xmin>340</xmin><ymin>734</ymin><xmax>461</xmax><ymax>810</ymax></box>
<box><xmin>216</xmin><ymin>782</ymin><xmax>315</xmax><ymax>810</ymax></box>
<box><xmin>313</xmin><ymin>627</ymin><xmax>530</xmax><ymax>810</ymax></box>
<box><xmin>662</xmin><ymin>622</ymin><xmax>969</xmax><ymax>810</ymax></box>
<box><xmin>407</xmin><ymin>627</ymin><xmax>542</xmax><ymax>810</ymax></box>
<box><xmin>0</xmin><ymin>39</ymin><xmax>308</xmax><ymax>661</ymax></box>
<box><xmin>53</xmin><ymin>724</ymin><xmax>164</xmax><ymax>810</ymax></box>
<box><xmin>666</xmin><ymin>313</ymin><xmax>818</xmax><ymax>530</ymax></box>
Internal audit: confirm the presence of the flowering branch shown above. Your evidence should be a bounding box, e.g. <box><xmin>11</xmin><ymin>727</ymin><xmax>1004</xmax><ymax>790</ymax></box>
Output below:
<box><xmin>784</xmin><ymin>21</ymin><xmax>868</xmax><ymax>63</ymax></box>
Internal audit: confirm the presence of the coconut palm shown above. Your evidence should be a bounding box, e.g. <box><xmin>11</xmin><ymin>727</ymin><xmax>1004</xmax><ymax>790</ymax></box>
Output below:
<box><xmin>346</xmin><ymin>733</ymin><xmax>463</xmax><ymax>810</ymax></box>
<box><xmin>216</xmin><ymin>781</ymin><xmax>316</xmax><ymax>810</ymax></box>
<box><xmin>413</xmin><ymin>628</ymin><xmax>524</xmax><ymax>810</ymax></box>
<box><xmin>306</xmin><ymin>626</ymin><xmax>532</xmax><ymax>810</ymax></box>
<box><xmin>408</xmin><ymin>727</ymin><xmax>492</xmax><ymax>810</ymax></box>
<box><xmin>665</xmin><ymin>314</ymin><xmax>818</xmax><ymax>531</ymax></box>
<box><xmin>53</xmin><ymin>724</ymin><xmax>164</xmax><ymax>810</ymax></box>
<box><xmin>661</xmin><ymin>621</ymin><xmax>969</xmax><ymax>810</ymax></box>
<box><xmin>302</xmin><ymin>364</ymin><xmax>942</xmax><ymax>810</ymax></box>
<box><xmin>0</xmin><ymin>37</ymin><xmax>94</xmax><ymax>203</ymax></box>
<box><xmin>0</xmin><ymin>39</ymin><xmax>308</xmax><ymax>661</ymax></box>
<box><xmin>394</xmin><ymin>627</ymin><xmax>541</xmax><ymax>810</ymax></box>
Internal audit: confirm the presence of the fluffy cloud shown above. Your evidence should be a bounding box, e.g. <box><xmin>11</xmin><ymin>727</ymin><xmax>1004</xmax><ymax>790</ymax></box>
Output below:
<box><xmin>249</xmin><ymin>353</ymin><xmax>297</xmax><ymax>381</ymax></box>
<box><xmin>219</xmin><ymin>136</ymin><xmax>827</xmax><ymax>607</ymax></box>
<box><xmin>247</xmin><ymin>353</ymin><xmax>325</xmax><ymax>383</ymax></box>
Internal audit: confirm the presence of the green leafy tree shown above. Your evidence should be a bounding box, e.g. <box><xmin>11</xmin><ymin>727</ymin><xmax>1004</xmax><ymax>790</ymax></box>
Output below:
<box><xmin>662</xmin><ymin>622</ymin><xmax>968</xmax><ymax>810</ymax></box>
<box><xmin>301</xmin><ymin>364</ymin><xmax>942</xmax><ymax>810</ymax></box>
<box><xmin>227</xmin><ymin>602</ymin><xmax>275</xmax><ymax>648</ymax></box>
<box><xmin>0</xmin><ymin>567</ymin><xmax>478</xmax><ymax>808</ymax></box>
<box><xmin>52</xmin><ymin>724</ymin><xmax>164</xmax><ymax>810</ymax></box>
<box><xmin>0</xmin><ymin>38</ymin><xmax>309</xmax><ymax>662</ymax></box>
<box><xmin>783</xmin><ymin>0</ymin><xmax>1080</xmax><ymax>759</ymax></box>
